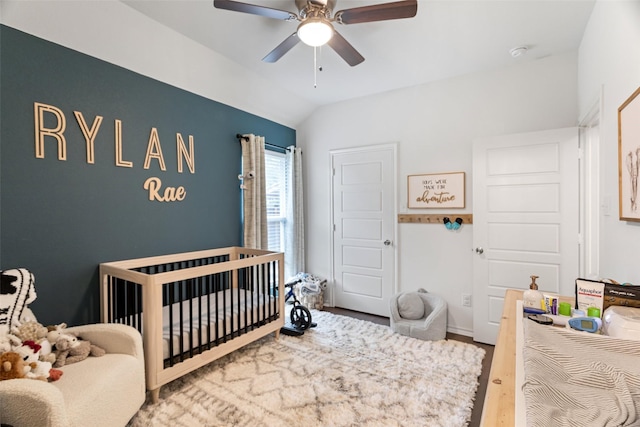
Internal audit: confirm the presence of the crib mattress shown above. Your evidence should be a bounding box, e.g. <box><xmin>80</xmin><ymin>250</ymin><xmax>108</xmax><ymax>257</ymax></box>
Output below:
<box><xmin>161</xmin><ymin>288</ymin><xmax>278</xmax><ymax>359</ymax></box>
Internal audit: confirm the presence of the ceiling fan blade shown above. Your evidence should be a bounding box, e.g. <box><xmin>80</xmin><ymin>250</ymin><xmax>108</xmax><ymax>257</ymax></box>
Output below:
<box><xmin>335</xmin><ymin>0</ymin><xmax>417</xmax><ymax>25</ymax></box>
<box><xmin>262</xmin><ymin>33</ymin><xmax>301</xmax><ymax>63</ymax></box>
<box><xmin>213</xmin><ymin>0</ymin><xmax>297</xmax><ymax>21</ymax></box>
<box><xmin>327</xmin><ymin>30</ymin><xmax>364</xmax><ymax>67</ymax></box>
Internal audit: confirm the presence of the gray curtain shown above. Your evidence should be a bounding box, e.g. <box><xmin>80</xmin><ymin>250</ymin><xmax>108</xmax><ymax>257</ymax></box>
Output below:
<box><xmin>284</xmin><ymin>146</ymin><xmax>304</xmax><ymax>279</ymax></box>
<box><xmin>241</xmin><ymin>134</ymin><xmax>267</xmax><ymax>250</ymax></box>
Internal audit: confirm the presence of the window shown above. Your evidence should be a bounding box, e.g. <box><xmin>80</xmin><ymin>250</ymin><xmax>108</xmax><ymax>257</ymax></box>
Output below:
<box><xmin>265</xmin><ymin>150</ymin><xmax>286</xmax><ymax>252</ymax></box>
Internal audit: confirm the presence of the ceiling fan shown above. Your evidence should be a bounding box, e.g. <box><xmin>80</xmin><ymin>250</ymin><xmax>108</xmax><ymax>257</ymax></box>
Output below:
<box><xmin>213</xmin><ymin>0</ymin><xmax>418</xmax><ymax>67</ymax></box>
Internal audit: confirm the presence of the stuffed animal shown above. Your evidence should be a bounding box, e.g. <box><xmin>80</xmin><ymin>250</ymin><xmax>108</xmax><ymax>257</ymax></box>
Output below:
<box><xmin>29</xmin><ymin>359</ymin><xmax>52</xmax><ymax>381</ymax></box>
<box><xmin>14</xmin><ymin>340</ymin><xmax>49</xmax><ymax>381</ymax></box>
<box><xmin>0</xmin><ymin>333</ymin><xmax>21</xmax><ymax>354</ymax></box>
<box><xmin>0</xmin><ymin>351</ymin><xmax>27</xmax><ymax>381</ymax></box>
<box><xmin>12</xmin><ymin>319</ymin><xmax>47</xmax><ymax>342</ymax></box>
<box><xmin>49</xmin><ymin>327</ymin><xmax>79</xmax><ymax>367</ymax></box>
<box><xmin>11</xmin><ymin>319</ymin><xmax>55</xmax><ymax>363</ymax></box>
<box><xmin>53</xmin><ymin>334</ymin><xmax>105</xmax><ymax>368</ymax></box>
<box><xmin>46</xmin><ymin>322</ymin><xmax>69</xmax><ymax>347</ymax></box>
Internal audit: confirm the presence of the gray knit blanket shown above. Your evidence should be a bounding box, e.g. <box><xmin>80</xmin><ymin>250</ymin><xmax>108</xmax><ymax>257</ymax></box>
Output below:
<box><xmin>523</xmin><ymin>320</ymin><xmax>640</xmax><ymax>426</ymax></box>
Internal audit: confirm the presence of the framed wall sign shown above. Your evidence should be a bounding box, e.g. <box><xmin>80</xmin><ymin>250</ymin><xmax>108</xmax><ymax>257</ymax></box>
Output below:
<box><xmin>408</xmin><ymin>172</ymin><xmax>465</xmax><ymax>209</ymax></box>
<box><xmin>618</xmin><ymin>86</ymin><xmax>640</xmax><ymax>222</ymax></box>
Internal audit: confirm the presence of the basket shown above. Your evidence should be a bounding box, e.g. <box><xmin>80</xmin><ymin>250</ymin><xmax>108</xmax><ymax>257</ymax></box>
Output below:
<box><xmin>294</xmin><ymin>287</ymin><xmax>324</xmax><ymax>310</ymax></box>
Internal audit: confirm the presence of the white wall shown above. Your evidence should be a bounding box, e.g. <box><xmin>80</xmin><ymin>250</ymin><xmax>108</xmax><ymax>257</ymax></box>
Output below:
<box><xmin>0</xmin><ymin>0</ymin><xmax>314</xmax><ymax>128</ymax></box>
<box><xmin>578</xmin><ymin>1</ymin><xmax>640</xmax><ymax>284</ymax></box>
<box><xmin>298</xmin><ymin>52</ymin><xmax>578</xmax><ymax>335</ymax></box>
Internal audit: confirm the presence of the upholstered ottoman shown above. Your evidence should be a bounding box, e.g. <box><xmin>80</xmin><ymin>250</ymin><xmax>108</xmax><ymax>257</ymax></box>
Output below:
<box><xmin>389</xmin><ymin>289</ymin><xmax>447</xmax><ymax>341</ymax></box>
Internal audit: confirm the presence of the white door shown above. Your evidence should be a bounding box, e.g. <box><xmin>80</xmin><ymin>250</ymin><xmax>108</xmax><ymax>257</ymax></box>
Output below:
<box><xmin>331</xmin><ymin>145</ymin><xmax>396</xmax><ymax>317</ymax></box>
<box><xmin>473</xmin><ymin>128</ymin><xmax>579</xmax><ymax>344</ymax></box>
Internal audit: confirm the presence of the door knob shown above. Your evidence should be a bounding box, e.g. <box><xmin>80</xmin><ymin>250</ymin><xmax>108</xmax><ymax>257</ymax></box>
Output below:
<box><xmin>475</xmin><ymin>247</ymin><xmax>484</xmax><ymax>254</ymax></box>
<box><xmin>384</xmin><ymin>240</ymin><xmax>392</xmax><ymax>246</ymax></box>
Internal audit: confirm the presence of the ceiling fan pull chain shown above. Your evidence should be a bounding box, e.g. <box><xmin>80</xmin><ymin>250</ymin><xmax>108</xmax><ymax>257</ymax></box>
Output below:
<box><xmin>314</xmin><ymin>46</ymin><xmax>318</xmax><ymax>88</ymax></box>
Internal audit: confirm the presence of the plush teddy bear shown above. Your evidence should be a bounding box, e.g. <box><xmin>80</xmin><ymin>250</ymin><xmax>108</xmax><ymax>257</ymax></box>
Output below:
<box><xmin>0</xmin><ymin>351</ymin><xmax>27</xmax><ymax>381</ymax></box>
<box><xmin>53</xmin><ymin>334</ymin><xmax>105</xmax><ymax>368</ymax></box>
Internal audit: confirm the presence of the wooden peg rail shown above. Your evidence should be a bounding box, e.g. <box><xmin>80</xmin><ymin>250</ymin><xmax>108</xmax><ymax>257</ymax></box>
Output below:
<box><xmin>397</xmin><ymin>214</ymin><xmax>473</xmax><ymax>224</ymax></box>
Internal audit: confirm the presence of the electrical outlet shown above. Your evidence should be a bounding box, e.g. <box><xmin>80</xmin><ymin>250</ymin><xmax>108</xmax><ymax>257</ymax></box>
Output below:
<box><xmin>462</xmin><ymin>293</ymin><xmax>472</xmax><ymax>307</ymax></box>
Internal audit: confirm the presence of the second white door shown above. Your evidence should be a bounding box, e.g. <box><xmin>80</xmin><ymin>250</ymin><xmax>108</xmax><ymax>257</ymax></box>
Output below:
<box><xmin>472</xmin><ymin>127</ymin><xmax>580</xmax><ymax>344</ymax></box>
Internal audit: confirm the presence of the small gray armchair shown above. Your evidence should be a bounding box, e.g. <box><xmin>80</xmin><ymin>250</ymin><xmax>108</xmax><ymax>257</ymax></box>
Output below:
<box><xmin>389</xmin><ymin>289</ymin><xmax>447</xmax><ymax>341</ymax></box>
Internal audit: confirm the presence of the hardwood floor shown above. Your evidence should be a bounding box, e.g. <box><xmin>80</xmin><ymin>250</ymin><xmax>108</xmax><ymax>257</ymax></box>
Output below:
<box><xmin>322</xmin><ymin>307</ymin><xmax>494</xmax><ymax>427</ymax></box>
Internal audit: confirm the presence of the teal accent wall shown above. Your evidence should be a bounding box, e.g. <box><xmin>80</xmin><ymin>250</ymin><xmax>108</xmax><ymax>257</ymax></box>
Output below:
<box><xmin>0</xmin><ymin>25</ymin><xmax>295</xmax><ymax>326</ymax></box>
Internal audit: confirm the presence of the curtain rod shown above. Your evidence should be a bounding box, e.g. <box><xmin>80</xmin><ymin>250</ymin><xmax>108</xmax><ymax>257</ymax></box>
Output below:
<box><xmin>236</xmin><ymin>134</ymin><xmax>290</xmax><ymax>152</ymax></box>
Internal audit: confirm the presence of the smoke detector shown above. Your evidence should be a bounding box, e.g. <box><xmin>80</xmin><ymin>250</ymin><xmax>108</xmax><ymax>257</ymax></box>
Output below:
<box><xmin>509</xmin><ymin>46</ymin><xmax>529</xmax><ymax>58</ymax></box>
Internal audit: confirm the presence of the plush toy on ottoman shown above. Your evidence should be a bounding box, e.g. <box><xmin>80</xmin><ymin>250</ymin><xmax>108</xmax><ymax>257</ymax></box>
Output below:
<box><xmin>53</xmin><ymin>333</ymin><xmax>106</xmax><ymax>367</ymax></box>
<box><xmin>0</xmin><ymin>351</ymin><xmax>27</xmax><ymax>381</ymax></box>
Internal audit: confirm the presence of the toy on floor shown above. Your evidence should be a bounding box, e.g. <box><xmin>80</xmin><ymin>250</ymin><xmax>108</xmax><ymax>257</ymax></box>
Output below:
<box><xmin>281</xmin><ymin>279</ymin><xmax>316</xmax><ymax>336</ymax></box>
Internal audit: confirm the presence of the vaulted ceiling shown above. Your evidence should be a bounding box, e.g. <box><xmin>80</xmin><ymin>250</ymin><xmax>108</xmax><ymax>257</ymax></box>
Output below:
<box><xmin>122</xmin><ymin>0</ymin><xmax>595</xmax><ymax>108</ymax></box>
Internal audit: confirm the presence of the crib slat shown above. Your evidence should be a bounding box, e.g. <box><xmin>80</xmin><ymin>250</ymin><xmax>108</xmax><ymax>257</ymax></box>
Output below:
<box><xmin>205</xmin><ymin>273</ymin><xmax>211</xmax><ymax>352</ymax></box>
<box><xmin>244</xmin><ymin>264</ymin><xmax>249</xmax><ymax>333</ymax></box>
<box><xmin>178</xmin><ymin>277</ymin><xmax>185</xmax><ymax>362</ymax></box>
<box><xmin>236</xmin><ymin>268</ymin><xmax>242</xmax><ymax>335</ymax></box>
<box><xmin>214</xmin><ymin>271</ymin><xmax>220</xmax><ymax>345</ymax></box>
<box><xmin>167</xmin><ymin>280</ymin><xmax>175</xmax><ymax>366</ymax></box>
<box><xmin>187</xmin><ymin>276</ymin><xmax>193</xmax><ymax>360</ymax></box>
<box><xmin>267</xmin><ymin>261</ymin><xmax>271</xmax><ymax>321</ymax></box>
<box><xmin>250</xmin><ymin>263</ymin><xmax>256</xmax><ymax>327</ymax></box>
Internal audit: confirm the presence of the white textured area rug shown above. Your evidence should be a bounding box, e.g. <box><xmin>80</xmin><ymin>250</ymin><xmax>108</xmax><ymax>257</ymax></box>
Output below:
<box><xmin>128</xmin><ymin>310</ymin><xmax>485</xmax><ymax>427</ymax></box>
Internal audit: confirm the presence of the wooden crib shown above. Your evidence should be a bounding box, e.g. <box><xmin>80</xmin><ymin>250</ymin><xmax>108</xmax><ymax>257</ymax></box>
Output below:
<box><xmin>99</xmin><ymin>247</ymin><xmax>284</xmax><ymax>403</ymax></box>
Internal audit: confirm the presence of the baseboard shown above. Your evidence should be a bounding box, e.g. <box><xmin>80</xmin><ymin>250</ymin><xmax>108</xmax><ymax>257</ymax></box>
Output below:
<box><xmin>447</xmin><ymin>325</ymin><xmax>473</xmax><ymax>337</ymax></box>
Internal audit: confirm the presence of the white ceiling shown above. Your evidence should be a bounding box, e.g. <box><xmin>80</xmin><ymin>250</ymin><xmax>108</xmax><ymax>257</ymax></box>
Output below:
<box><xmin>121</xmin><ymin>0</ymin><xmax>595</xmax><ymax>108</ymax></box>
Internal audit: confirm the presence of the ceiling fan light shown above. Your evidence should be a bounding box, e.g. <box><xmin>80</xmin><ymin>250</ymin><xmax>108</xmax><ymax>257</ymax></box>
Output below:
<box><xmin>297</xmin><ymin>18</ymin><xmax>333</xmax><ymax>47</ymax></box>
